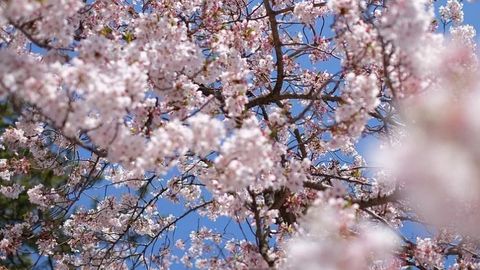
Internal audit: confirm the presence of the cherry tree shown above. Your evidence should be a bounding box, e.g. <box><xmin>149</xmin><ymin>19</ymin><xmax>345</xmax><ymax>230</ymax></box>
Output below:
<box><xmin>0</xmin><ymin>0</ymin><xmax>478</xmax><ymax>269</ymax></box>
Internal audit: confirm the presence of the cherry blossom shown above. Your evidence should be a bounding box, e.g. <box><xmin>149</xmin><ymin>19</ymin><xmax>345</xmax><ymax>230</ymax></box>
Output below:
<box><xmin>0</xmin><ymin>0</ymin><xmax>479</xmax><ymax>269</ymax></box>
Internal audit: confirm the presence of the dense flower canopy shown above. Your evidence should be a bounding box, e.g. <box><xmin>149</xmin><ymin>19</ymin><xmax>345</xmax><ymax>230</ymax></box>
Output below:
<box><xmin>0</xmin><ymin>0</ymin><xmax>479</xmax><ymax>269</ymax></box>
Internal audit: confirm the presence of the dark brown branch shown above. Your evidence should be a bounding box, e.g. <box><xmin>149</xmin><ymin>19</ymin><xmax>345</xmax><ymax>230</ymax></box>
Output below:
<box><xmin>353</xmin><ymin>189</ymin><xmax>401</xmax><ymax>209</ymax></box>
<box><xmin>248</xmin><ymin>188</ymin><xmax>274</xmax><ymax>267</ymax></box>
<box><xmin>273</xmin><ymin>3</ymin><xmax>327</xmax><ymax>15</ymax></box>
<box><xmin>303</xmin><ymin>181</ymin><xmax>327</xmax><ymax>191</ymax></box>
<box><xmin>263</xmin><ymin>0</ymin><xmax>284</xmax><ymax>96</ymax></box>
<box><xmin>246</xmin><ymin>92</ymin><xmax>341</xmax><ymax>109</ymax></box>
<box><xmin>293</xmin><ymin>129</ymin><xmax>307</xmax><ymax>159</ymax></box>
